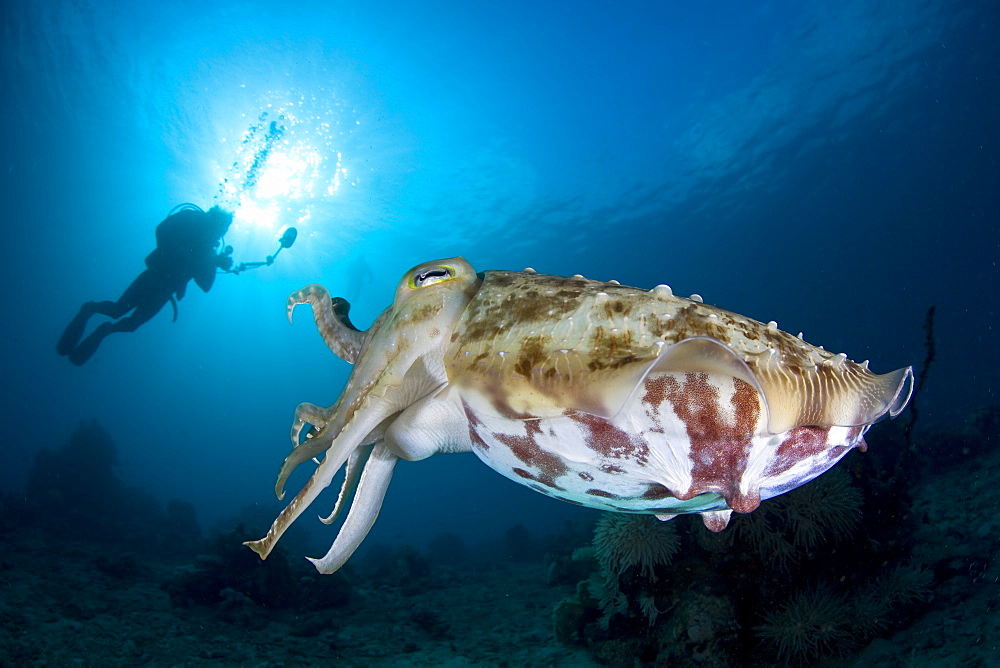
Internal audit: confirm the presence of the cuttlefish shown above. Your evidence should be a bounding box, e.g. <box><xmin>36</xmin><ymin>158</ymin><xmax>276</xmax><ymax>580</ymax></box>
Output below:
<box><xmin>246</xmin><ymin>257</ymin><xmax>912</xmax><ymax>573</ymax></box>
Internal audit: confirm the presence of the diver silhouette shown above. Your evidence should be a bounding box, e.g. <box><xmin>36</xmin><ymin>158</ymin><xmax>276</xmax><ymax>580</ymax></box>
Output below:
<box><xmin>57</xmin><ymin>204</ymin><xmax>235</xmax><ymax>366</ymax></box>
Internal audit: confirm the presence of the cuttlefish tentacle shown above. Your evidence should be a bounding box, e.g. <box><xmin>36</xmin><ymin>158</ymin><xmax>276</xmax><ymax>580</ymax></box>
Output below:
<box><xmin>307</xmin><ymin>443</ymin><xmax>399</xmax><ymax>574</ymax></box>
<box><xmin>320</xmin><ymin>441</ymin><xmax>376</xmax><ymax>524</ymax></box>
<box><xmin>288</xmin><ymin>285</ymin><xmax>365</xmax><ymax>364</ymax></box>
<box><xmin>245</xmin><ymin>393</ymin><xmax>394</xmax><ymax>560</ymax></box>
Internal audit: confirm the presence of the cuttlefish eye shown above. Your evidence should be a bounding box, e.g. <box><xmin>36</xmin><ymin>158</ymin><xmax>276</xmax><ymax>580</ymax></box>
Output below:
<box><xmin>410</xmin><ymin>266</ymin><xmax>454</xmax><ymax>288</ymax></box>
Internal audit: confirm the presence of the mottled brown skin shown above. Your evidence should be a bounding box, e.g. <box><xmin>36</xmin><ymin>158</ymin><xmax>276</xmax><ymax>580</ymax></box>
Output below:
<box><xmin>446</xmin><ymin>270</ymin><xmax>907</xmax><ymax>433</ymax></box>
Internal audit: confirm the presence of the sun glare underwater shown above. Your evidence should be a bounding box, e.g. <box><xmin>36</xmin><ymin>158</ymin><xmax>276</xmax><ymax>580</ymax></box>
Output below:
<box><xmin>217</xmin><ymin>104</ymin><xmax>348</xmax><ymax>245</ymax></box>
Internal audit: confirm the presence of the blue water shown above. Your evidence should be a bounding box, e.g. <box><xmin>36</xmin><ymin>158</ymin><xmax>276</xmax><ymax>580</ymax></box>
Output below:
<box><xmin>2</xmin><ymin>0</ymin><xmax>996</xmax><ymax>558</ymax></box>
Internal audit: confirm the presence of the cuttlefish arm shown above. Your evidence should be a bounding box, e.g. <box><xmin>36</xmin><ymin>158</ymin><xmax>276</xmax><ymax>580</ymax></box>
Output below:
<box><xmin>272</xmin><ymin>401</ymin><xmax>339</xmax><ymax>500</ymax></box>
<box><xmin>263</xmin><ymin>439</ymin><xmax>394</xmax><ymax>575</ymax></box>
<box><xmin>246</xmin><ymin>258</ymin><xmax>483</xmax><ymax>570</ymax></box>
<box><xmin>308</xmin><ymin>443</ymin><xmax>398</xmax><ymax>573</ymax></box>
<box><xmin>288</xmin><ymin>285</ymin><xmax>365</xmax><ymax>364</ymax></box>
<box><xmin>244</xmin><ymin>388</ymin><xmax>398</xmax><ymax>562</ymax></box>
<box><xmin>319</xmin><ymin>442</ymin><xmax>376</xmax><ymax>524</ymax></box>
<box><xmin>268</xmin><ymin>294</ymin><xmax>371</xmax><ymax>502</ymax></box>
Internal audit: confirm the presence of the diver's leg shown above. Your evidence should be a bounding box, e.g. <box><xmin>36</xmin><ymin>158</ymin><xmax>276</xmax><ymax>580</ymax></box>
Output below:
<box><xmin>90</xmin><ymin>300</ymin><xmax>131</xmax><ymax>319</ymax></box>
<box><xmin>58</xmin><ymin>272</ymin><xmax>150</xmax><ymax>357</ymax></box>
<box><xmin>67</xmin><ymin>296</ymin><xmax>168</xmax><ymax>365</ymax></box>
<box><xmin>94</xmin><ymin>272</ymin><xmax>155</xmax><ymax>319</ymax></box>
<box><xmin>108</xmin><ymin>301</ymin><xmax>165</xmax><ymax>333</ymax></box>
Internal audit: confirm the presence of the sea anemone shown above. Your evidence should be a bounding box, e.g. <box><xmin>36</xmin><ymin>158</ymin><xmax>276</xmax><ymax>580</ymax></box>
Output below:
<box><xmin>731</xmin><ymin>467</ymin><xmax>862</xmax><ymax>570</ymax></box>
<box><xmin>593</xmin><ymin>513</ymin><xmax>680</xmax><ymax>578</ymax></box>
<box><xmin>730</xmin><ymin>509</ymin><xmax>798</xmax><ymax>571</ymax></box>
<box><xmin>853</xmin><ymin>564</ymin><xmax>933</xmax><ymax>637</ymax></box>
<box><xmin>781</xmin><ymin>467</ymin><xmax>862</xmax><ymax>550</ymax></box>
<box><xmin>755</xmin><ymin>586</ymin><xmax>854</xmax><ymax>663</ymax></box>
<box><xmin>592</xmin><ymin>572</ymin><xmax>628</xmax><ymax>625</ymax></box>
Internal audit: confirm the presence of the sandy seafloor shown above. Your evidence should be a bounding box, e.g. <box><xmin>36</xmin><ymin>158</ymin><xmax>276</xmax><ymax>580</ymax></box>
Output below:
<box><xmin>2</xmin><ymin>438</ymin><xmax>996</xmax><ymax>667</ymax></box>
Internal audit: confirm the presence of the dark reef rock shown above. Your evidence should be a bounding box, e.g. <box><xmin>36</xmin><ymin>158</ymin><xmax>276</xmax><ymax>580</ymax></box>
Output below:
<box><xmin>163</xmin><ymin>523</ymin><xmax>352</xmax><ymax>612</ymax></box>
<box><xmin>23</xmin><ymin>419</ymin><xmax>173</xmax><ymax>552</ymax></box>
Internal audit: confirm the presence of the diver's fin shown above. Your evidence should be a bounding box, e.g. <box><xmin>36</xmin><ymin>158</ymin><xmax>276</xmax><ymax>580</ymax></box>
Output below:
<box><xmin>57</xmin><ymin>304</ymin><xmax>95</xmax><ymax>356</ymax></box>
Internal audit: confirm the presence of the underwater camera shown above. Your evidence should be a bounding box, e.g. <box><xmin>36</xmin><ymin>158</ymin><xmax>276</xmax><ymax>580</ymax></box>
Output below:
<box><xmin>226</xmin><ymin>226</ymin><xmax>298</xmax><ymax>275</ymax></box>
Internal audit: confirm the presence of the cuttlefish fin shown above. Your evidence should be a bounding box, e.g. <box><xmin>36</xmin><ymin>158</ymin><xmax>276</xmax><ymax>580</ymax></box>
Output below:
<box><xmin>636</xmin><ymin>337</ymin><xmax>913</xmax><ymax>432</ymax></box>
<box><xmin>751</xmin><ymin>356</ymin><xmax>913</xmax><ymax>433</ymax></box>
<box><xmin>307</xmin><ymin>444</ymin><xmax>398</xmax><ymax>574</ymax></box>
<box><xmin>615</xmin><ymin>337</ymin><xmax>912</xmax><ymax>433</ymax></box>
<box><xmin>288</xmin><ymin>285</ymin><xmax>366</xmax><ymax>364</ymax></box>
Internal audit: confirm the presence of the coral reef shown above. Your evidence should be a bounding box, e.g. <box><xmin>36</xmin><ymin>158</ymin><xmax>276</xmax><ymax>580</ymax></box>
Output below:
<box><xmin>361</xmin><ymin>543</ymin><xmax>432</xmax><ymax>593</ymax></box>
<box><xmin>164</xmin><ymin>524</ymin><xmax>297</xmax><ymax>610</ymax></box>
<box><xmin>504</xmin><ymin>523</ymin><xmax>541</xmax><ymax>562</ymax></box>
<box><xmin>658</xmin><ymin>586</ymin><xmax>739</xmax><ymax>667</ymax></box>
<box><xmin>22</xmin><ymin>419</ymin><xmax>196</xmax><ymax>555</ymax></box>
<box><xmin>756</xmin><ymin>564</ymin><xmax>933</xmax><ymax>664</ymax></box>
<box><xmin>549</xmin><ymin>513</ymin><xmax>686</xmax><ymax>661</ymax></box>
<box><xmin>164</xmin><ymin>522</ymin><xmax>352</xmax><ymax>615</ymax></box>
<box><xmin>26</xmin><ymin>419</ymin><xmax>127</xmax><ymax>531</ymax></box>
<box><xmin>852</xmin><ymin>564</ymin><xmax>933</xmax><ymax>638</ymax></box>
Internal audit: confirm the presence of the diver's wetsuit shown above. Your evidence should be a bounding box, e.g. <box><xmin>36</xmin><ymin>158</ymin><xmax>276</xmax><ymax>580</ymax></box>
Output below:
<box><xmin>57</xmin><ymin>206</ymin><xmax>232</xmax><ymax>365</ymax></box>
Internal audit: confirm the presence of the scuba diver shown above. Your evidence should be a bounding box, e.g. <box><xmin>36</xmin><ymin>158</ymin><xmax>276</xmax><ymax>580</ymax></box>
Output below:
<box><xmin>57</xmin><ymin>203</ymin><xmax>297</xmax><ymax>366</ymax></box>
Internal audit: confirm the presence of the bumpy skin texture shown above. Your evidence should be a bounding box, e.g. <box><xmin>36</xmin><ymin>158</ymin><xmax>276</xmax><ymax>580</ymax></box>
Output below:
<box><xmin>246</xmin><ymin>257</ymin><xmax>912</xmax><ymax>573</ymax></box>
